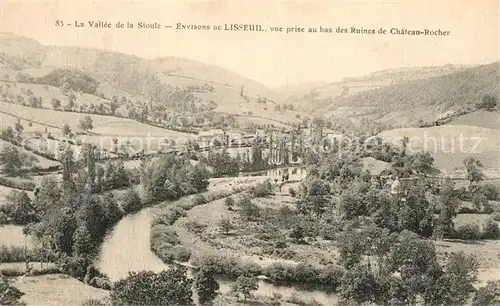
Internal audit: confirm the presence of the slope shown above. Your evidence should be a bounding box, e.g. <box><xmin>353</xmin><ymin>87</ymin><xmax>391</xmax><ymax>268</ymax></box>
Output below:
<box><xmin>0</xmin><ymin>34</ymin><xmax>292</xmax><ymax>124</ymax></box>
<box><xmin>283</xmin><ymin>65</ymin><xmax>470</xmax><ymax>113</ymax></box>
<box><xmin>317</xmin><ymin>62</ymin><xmax>499</xmax><ymax>128</ymax></box>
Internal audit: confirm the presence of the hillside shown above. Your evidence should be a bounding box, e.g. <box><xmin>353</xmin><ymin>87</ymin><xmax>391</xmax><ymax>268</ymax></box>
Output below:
<box><xmin>0</xmin><ymin>33</ymin><xmax>297</xmax><ymax>125</ymax></box>
<box><xmin>283</xmin><ymin>65</ymin><xmax>470</xmax><ymax>113</ymax></box>
<box><xmin>447</xmin><ymin>110</ymin><xmax>500</xmax><ymax>130</ymax></box>
<box><xmin>378</xmin><ymin>125</ymin><xmax>500</xmax><ymax>177</ymax></box>
<box><xmin>309</xmin><ymin>62</ymin><xmax>499</xmax><ymax>128</ymax></box>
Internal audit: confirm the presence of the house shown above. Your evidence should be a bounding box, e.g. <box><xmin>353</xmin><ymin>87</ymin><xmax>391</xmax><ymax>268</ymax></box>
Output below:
<box><xmin>198</xmin><ymin>129</ymin><xmax>225</xmax><ymax>147</ymax></box>
<box><xmin>255</xmin><ymin>128</ymin><xmax>266</xmax><ymax>137</ymax></box>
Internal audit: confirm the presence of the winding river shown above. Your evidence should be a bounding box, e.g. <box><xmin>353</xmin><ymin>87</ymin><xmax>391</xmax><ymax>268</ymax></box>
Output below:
<box><xmin>97</xmin><ymin>167</ymin><xmax>339</xmax><ymax>305</ymax></box>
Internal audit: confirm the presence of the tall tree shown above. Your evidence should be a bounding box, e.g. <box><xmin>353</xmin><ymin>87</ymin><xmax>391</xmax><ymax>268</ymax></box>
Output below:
<box><xmin>111</xmin><ymin>267</ymin><xmax>193</xmax><ymax>306</ymax></box>
<box><xmin>0</xmin><ymin>146</ymin><xmax>23</xmax><ymax>176</ymax></box>
<box><xmin>231</xmin><ymin>275</ymin><xmax>259</xmax><ymax>302</ymax></box>
<box><xmin>464</xmin><ymin>156</ymin><xmax>484</xmax><ymax>186</ymax></box>
<box><xmin>194</xmin><ymin>266</ymin><xmax>220</xmax><ymax>305</ymax></box>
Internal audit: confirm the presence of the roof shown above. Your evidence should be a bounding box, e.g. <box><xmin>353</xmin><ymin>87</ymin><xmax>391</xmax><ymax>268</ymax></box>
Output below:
<box><xmin>198</xmin><ymin>129</ymin><xmax>225</xmax><ymax>137</ymax></box>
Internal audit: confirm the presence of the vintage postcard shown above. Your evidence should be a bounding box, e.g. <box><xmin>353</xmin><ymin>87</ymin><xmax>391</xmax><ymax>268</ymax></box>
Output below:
<box><xmin>0</xmin><ymin>1</ymin><xmax>499</xmax><ymax>305</ymax></box>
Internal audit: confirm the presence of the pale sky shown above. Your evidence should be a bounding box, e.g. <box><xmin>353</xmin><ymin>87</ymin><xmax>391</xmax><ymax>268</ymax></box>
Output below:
<box><xmin>1</xmin><ymin>0</ymin><xmax>499</xmax><ymax>87</ymax></box>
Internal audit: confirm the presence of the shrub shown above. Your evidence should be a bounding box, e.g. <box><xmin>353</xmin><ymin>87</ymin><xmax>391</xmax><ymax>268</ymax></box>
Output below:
<box><xmin>237</xmin><ymin>196</ymin><xmax>260</xmax><ymax>221</ymax></box>
<box><xmin>479</xmin><ymin>184</ymin><xmax>499</xmax><ymax>201</ymax></box>
<box><xmin>154</xmin><ymin>207</ymin><xmax>187</xmax><ymax>226</ymax></box>
<box><xmin>273</xmin><ymin>248</ymin><xmax>298</xmax><ymax>260</ymax></box>
<box><xmin>0</xmin><ymin>268</ymin><xmax>25</xmax><ymax>277</ymax></box>
<box><xmin>119</xmin><ymin>189</ymin><xmax>142</xmax><ymax>214</ymax></box>
<box><xmin>293</xmin><ymin>263</ymin><xmax>320</xmax><ymax>284</ymax></box>
<box><xmin>249</xmin><ymin>180</ymin><xmax>274</xmax><ymax>198</ymax></box>
<box><xmin>191</xmin><ymin>254</ymin><xmax>262</xmax><ymax>278</ymax></box>
<box><xmin>491</xmin><ymin>211</ymin><xmax>500</xmax><ymax>222</ymax></box>
<box><xmin>110</xmin><ymin>268</ymin><xmax>193</xmax><ymax>306</ymax></box>
<box><xmin>318</xmin><ymin>264</ymin><xmax>344</xmax><ymax>288</ymax></box>
<box><xmin>285</xmin><ymin>292</ymin><xmax>321</xmax><ymax>306</ymax></box>
<box><xmin>0</xmin><ymin>245</ymin><xmax>25</xmax><ymax>262</ymax></box>
<box><xmin>151</xmin><ymin>225</ymin><xmax>181</xmax><ymax>247</ymax></box>
<box><xmin>289</xmin><ymin>187</ymin><xmax>297</xmax><ymax>197</ymax></box>
<box><xmin>225</xmin><ymin>197</ymin><xmax>235</xmax><ymax>210</ymax></box>
<box><xmin>82</xmin><ymin>298</ymin><xmax>111</xmax><ymax>306</ymax></box>
<box><xmin>58</xmin><ymin>255</ymin><xmax>91</xmax><ymax>280</ymax></box>
<box><xmin>454</xmin><ymin>223</ymin><xmax>482</xmax><ymax>240</ymax></box>
<box><xmin>185</xmin><ymin>220</ymin><xmax>207</xmax><ymax>234</ymax></box>
<box><xmin>472</xmin><ymin>281</ymin><xmax>500</xmax><ymax>306</ymax></box>
<box><xmin>472</xmin><ymin>192</ymin><xmax>489</xmax><ymax>212</ymax></box>
<box><xmin>482</xmin><ymin>218</ymin><xmax>499</xmax><ymax>239</ymax></box>
<box><xmin>30</xmin><ymin>267</ymin><xmax>62</xmax><ymax>275</ymax></box>
<box><xmin>0</xmin><ymin>176</ymin><xmax>35</xmax><ymax>191</ymax></box>
<box><xmin>193</xmin><ymin>194</ymin><xmax>207</xmax><ymax>206</ymax></box>
<box><xmin>169</xmin><ymin>246</ymin><xmax>192</xmax><ymax>262</ymax></box>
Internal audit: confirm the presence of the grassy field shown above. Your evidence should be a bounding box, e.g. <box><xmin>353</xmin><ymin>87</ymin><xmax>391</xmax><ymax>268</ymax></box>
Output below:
<box><xmin>13</xmin><ymin>274</ymin><xmax>110</xmax><ymax>306</ymax></box>
<box><xmin>172</xmin><ymin>190</ymin><xmax>336</xmax><ymax>267</ymax></box>
<box><xmin>1</xmin><ymin>80</ymin><xmax>106</xmax><ymax>110</ymax></box>
<box><xmin>0</xmin><ymin>140</ymin><xmax>59</xmax><ymax>170</ymax></box>
<box><xmin>78</xmin><ymin>134</ymin><xmax>191</xmax><ymax>154</ymax></box>
<box><xmin>454</xmin><ymin>213</ymin><xmax>495</xmax><ymax>228</ymax></box>
<box><xmin>0</xmin><ymin>101</ymin><xmax>193</xmax><ymax>138</ymax></box>
<box><xmin>0</xmin><ymin>185</ymin><xmax>34</xmax><ymax>206</ymax></box>
<box><xmin>436</xmin><ymin>239</ymin><xmax>500</xmax><ymax>287</ymax></box>
<box><xmin>448</xmin><ymin>110</ymin><xmax>500</xmax><ymax>130</ymax></box>
<box><xmin>378</xmin><ymin>125</ymin><xmax>500</xmax><ymax>177</ymax></box>
<box><xmin>0</xmin><ymin>111</ymin><xmax>61</xmax><ymax>135</ymax></box>
<box><xmin>0</xmin><ymin>225</ymin><xmax>33</xmax><ymax>248</ymax></box>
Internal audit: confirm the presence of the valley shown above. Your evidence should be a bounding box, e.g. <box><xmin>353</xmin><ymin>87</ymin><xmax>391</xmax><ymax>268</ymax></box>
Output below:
<box><xmin>0</xmin><ymin>33</ymin><xmax>499</xmax><ymax>306</ymax></box>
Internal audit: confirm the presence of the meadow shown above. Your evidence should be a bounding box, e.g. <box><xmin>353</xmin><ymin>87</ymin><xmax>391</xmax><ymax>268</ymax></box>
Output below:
<box><xmin>0</xmin><ymin>139</ymin><xmax>59</xmax><ymax>170</ymax></box>
<box><xmin>0</xmin><ymin>101</ymin><xmax>193</xmax><ymax>138</ymax></box>
<box><xmin>378</xmin><ymin>125</ymin><xmax>500</xmax><ymax>177</ymax></box>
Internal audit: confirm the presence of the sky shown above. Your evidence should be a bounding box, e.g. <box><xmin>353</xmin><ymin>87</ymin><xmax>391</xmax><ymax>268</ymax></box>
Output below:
<box><xmin>0</xmin><ymin>0</ymin><xmax>498</xmax><ymax>87</ymax></box>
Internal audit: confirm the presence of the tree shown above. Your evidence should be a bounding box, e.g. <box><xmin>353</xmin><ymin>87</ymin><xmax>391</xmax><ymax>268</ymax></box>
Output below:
<box><xmin>194</xmin><ymin>266</ymin><xmax>220</xmax><ymax>305</ymax></box>
<box><xmin>224</xmin><ymin>197</ymin><xmax>235</xmax><ymax>210</ymax></box>
<box><xmin>60</xmin><ymin>147</ymin><xmax>75</xmax><ymax>181</ymax></box>
<box><xmin>14</xmin><ymin>120</ymin><xmax>23</xmax><ymax>134</ymax></box>
<box><xmin>61</xmin><ymin>81</ymin><xmax>71</xmax><ymax>95</ymax></box>
<box><xmin>33</xmin><ymin>175</ymin><xmax>61</xmax><ymax>215</ymax></box>
<box><xmin>473</xmin><ymin>281</ymin><xmax>500</xmax><ymax>306</ymax></box>
<box><xmin>78</xmin><ymin>116</ymin><xmax>94</xmax><ymax>132</ymax></box>
<box><xmin>62</xmin><ymin>124</ymin><xmax>72</xmax><ymax>137</ymax></box>
<box><xmin>237</xmin><ymin>196</ymin><xmax>260</xmax><ymax>221</ymax></box>
<box><xmin>464</xmin><ymin>156</ymin><xmax>484</xmax><ymax>185</ymax></box>
<box><xmin>477</xmin><ymin>94</ymin><xmax>498</xmax><ymax>110</ymax></box>
<box><xmin>336</xmin><ymin>229</ymin><xmax>371</xmax><ymax>269</ymax></box>
<box><xmin>297</xmin><ymin>178</ymin><xmax>331</xmax><ymax>217</ymax></box>
<box><xmin>4</xmin><ymin>190</ymin><xmax>37</xmax><ymax>225</ymax></box>
<box><xmin>72</xmin><ymin>224</ymin><xmax>94</xmax><ymax>258</ymax></box>
<box><xmin>231</xmin><ymin>275</ymin><xmax>259</xmax><ymax>302</ymax></box>
<box><xmin>0</xmin><ymin>275</ymin><xmax>24</xmax><ymax>305</ymax></box>
<box><xmin>219</xmin><ymin>217</ymin><xmax>234</xmax><ymax>235</ymax></box>
<box><xmin>111</xmin><ymin>267</ymin><xmax>193</xmax><ymax>305</ymax></box>
<box><xmin>339</xmin><ymin>263</ymin><xmax>378</xmax><ymax>305</ymax></box>
<box><xmin>425</xmin><ymin>252</ymin><xmax>478</xmax><ymax>305</ymax></box>
<box><xmin>119</xmin><ymin>189</ymin><xmax>142</xmax><ymax>214</ymax></box>
<box><xmin>482</xmin><ymin>218</ymin><xmax>499</xmax><ymax>239</ymax></box>
<box><xmin>1</xmin><ymin>127</ymin><xmax>15</xmax><ymax>141</ymax></box>
<box><xmin>110</xmin><ymin>96</ymin><xmax>120</xmax><ymax>115</ymax></box>
<box><xmin>65</xmin><ymin>93</ymin><xmax>76</xmax><ymax>111</ymax></box>
<box><xmin>51</xmin><ymin>97</ymin><xmax>61</xmax><ymax>110</ymax></box>
<box><xmin>437</xmin><ymin>179</ymin><xmax>460</xmax><ymax>238</ymax></box>
<box><xmin>0</xmin><ymin>146</ymin><xmax>23</xmax><ymax>176</ymax></box>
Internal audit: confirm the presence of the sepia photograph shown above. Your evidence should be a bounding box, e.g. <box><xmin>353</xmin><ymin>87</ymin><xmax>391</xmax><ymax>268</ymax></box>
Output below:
<box><xmin>0</xmin><ymin>1</ymin><xmax>499</xmax><ymax>305</ymax></box>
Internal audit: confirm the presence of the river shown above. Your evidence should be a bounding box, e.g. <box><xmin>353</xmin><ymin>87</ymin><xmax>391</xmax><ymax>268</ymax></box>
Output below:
<box><xmin>96</xmin><ymin>167</ymin><xmax>339</xmax><ymax>305</ymax></box>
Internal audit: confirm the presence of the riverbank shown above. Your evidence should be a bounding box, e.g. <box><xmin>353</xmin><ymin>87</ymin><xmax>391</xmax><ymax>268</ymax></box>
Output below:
<box><xmin>97</xmin><ymin>175</ymin><xmax>269</xmax><ymax>281</ymax></box>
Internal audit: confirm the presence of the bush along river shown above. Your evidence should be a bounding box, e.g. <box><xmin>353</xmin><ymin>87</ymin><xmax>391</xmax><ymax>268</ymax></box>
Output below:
<box><xmin>97</xmin><ymin>167</ymin><xmax>339</xmax><ymax>305</ymax></box>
